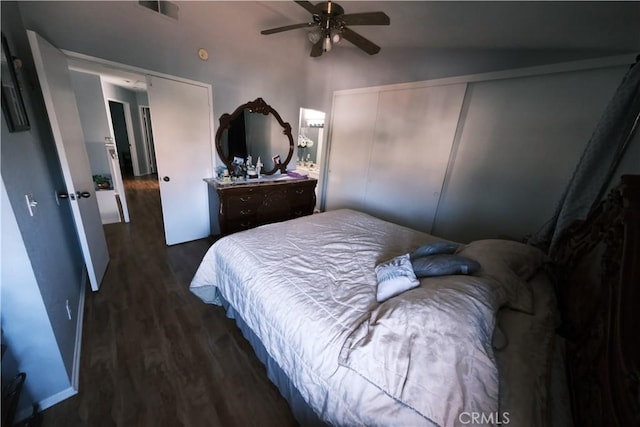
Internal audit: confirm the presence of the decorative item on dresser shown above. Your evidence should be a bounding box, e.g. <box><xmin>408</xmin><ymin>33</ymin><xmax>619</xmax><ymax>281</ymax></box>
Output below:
<box><xmin>208</xmin><ymin>97</ymin><xmax>317</xmax><ymax>235</ymax></box>
<box><xmin>206</xmin><ymin>177</ymin><xmax>317</xmax><ymax>235</ymax></box>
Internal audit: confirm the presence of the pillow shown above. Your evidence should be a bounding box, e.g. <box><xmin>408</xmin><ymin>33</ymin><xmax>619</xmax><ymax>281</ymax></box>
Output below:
<box><xmin>411</xmin><ymin>254</ymin><xmax>480</xmax><ymax>278</ymax></box>
<box><xmin>375</xmin><ymin>254</ymin><xmax>420</xmax><ymax>302</ymax></box>
<box><xmin>456</xmin><ymin>239</ymin><xmax>546</xmax><ymax>314</ymax></box>
<box><xmin>410</xmin><ymin>241</ymin><xmax>460</xmax><ymax>260</ymax></box>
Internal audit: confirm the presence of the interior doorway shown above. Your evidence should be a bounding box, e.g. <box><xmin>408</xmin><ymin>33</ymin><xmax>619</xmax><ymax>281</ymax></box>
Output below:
<box><xmin>66</xmin><ymin>53</ymin><xmax>214</xmax><ymax>245</ymax></box>
<box><xmin>107</xmin><ymin>99</ymin><xmax>140</xmax><ymax>177</ymax></box>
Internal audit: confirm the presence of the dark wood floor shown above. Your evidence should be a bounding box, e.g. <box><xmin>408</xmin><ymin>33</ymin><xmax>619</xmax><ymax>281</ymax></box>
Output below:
<box><xmin>42</xmin><ymin>175</ymin><xmax>297</xmax><ymax>427</ymax></box>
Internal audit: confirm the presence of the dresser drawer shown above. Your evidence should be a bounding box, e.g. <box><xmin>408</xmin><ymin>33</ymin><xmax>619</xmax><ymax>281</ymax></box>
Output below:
<box><xmin>288</xmin><ymin>185</ymin><xmax>313</xmax><ymax>202</ymax></box>
<box><xmin>213</xmin><ymin>178</ymin><xmax>317</xmax><ymax>235</ymax></box>
<box><xmin>288</xmin><ymin>184</ymin><xmax>316</xmax><ymax>212</ymax></box>
<box><xmin>225</xmin><ymin>218</ymin><xmax>257</xmax><ymax>233</ymax></box>
<box><xmin>227</xmin><ymin>191</ymin><xmax>262</xmax><ymax>207</ymax></box>
<box><xmin>225</xmin><ymin>199</ymin><xmax>260</xmax><ymax>218</ymax></box>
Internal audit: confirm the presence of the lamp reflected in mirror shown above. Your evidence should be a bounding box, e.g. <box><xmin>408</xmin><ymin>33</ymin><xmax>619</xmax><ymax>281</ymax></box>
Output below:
<box><xmin>297</xmin><ymin>107</ymin><xmax>325</xmax><ymax>210</ymax></box>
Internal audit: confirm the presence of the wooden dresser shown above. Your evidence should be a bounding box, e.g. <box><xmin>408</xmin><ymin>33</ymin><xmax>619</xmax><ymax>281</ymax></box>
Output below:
<box><xmin>205</xmin><ymin>177</ymin><xmax>317</xmax><ymax>235</ymax></box>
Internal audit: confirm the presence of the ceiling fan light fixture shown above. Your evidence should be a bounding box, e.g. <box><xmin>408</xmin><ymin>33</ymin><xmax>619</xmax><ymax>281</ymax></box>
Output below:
<box><xmin>308</xmin><ymin>28</ymin><xmax>321</xmax><ymax>44</ymax></box>
<box><xmin>323</xmin><ymin>34</ymin><xmax>332</xmax><ymax>52</ymax></box>
<box><xmin>260</xmin><ymin>1</ymin><xmax>390</xmax><ymax>57</ymax></box>
<box><xmin>331</xmin><ymin>30</ymin><xmax>342</xmax><ymax>44</ymax></box>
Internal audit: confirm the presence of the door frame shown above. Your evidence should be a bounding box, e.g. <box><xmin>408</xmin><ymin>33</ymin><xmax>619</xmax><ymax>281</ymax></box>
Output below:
<box><xmin>63</xmin><ymin>50</ymin><xmax>215</xmax><ymax>157</ymax></box>
<box><xmin>63</xmin><ymin>50</ymin><xmax>216</xmax><ymax>238</ymax></box>
<box><xmin>139</xmin><ymin>105</ymin><xmax>157</xmax><ymax>174</ymax></box>
<box><xmin>105</xmin><ymin>98</ymin><xmax>141</xmax><ymax>176</ymax></box>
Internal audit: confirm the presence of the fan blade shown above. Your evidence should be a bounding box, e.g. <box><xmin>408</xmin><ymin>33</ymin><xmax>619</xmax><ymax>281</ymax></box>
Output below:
<box><xmin>261</xmin><ymin>22</ymin><xmax>315</xmax><ymax>35</ymax></box>
<box><xmin>341</xmin><ymin>27</ymin><xmax>381</xmax><ymax>55</ymax></box>
<box><xmin>310</xmin><ymin>38</ymin><xmax>324</xmax><ymax>57</ymax></box>
<box><xmin>295</xmin><ymin>1</ymin><xmax>320</xmax><ymax>15</ymax></box>
<box><xmin>342</xmin><ymin>12</ymin><xmax>390</xmax><ymax>26</ymax></box>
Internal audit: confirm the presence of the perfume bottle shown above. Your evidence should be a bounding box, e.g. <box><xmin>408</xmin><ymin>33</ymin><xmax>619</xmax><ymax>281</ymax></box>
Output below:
<box><xmin>256</xmin><ymin>157</ymin><xmax>263</xmax><ymax>179</ymax></box>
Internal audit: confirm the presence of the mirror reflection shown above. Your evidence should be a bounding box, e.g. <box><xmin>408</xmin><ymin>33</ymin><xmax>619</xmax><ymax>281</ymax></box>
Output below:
<box><xmin>215</xmin><ymin>98</ymin><xmax>293</xmax><ymax>176</ymax></box>
<box><xmin>296</xmin><ymin>108</ymin><xmax>325</xmax><ymax>176</ymax></box>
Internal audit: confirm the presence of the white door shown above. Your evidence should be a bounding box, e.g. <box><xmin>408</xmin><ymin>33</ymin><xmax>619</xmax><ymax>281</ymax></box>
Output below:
<box><xmin>325</xmin><ymin>91</ymin><xmax>379</xmax><ymax>211</ymax></box>
<box><xmin>146</xmin><ymin>76</ymin><xmax>213</xmax><ymax>245</ymax></box>
<box><xmin>27</xmin><ymin>30</ymin><xmax>109</xmax><ymax>291</ymax></box>
<box><xmin>326</xmin><ymin>83</ymin><xmax>467</xmax><ymax>233</ymax></box>
<box><xmin>364</xmin><ymin>84</ymin><xmax>467</xmax><ymax>232</ymax></box>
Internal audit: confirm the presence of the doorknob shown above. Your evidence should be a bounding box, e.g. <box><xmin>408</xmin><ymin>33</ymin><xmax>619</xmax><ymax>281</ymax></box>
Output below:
<box><xmin>76</xmin><ymin>191</ymin><xmax>92</xmax><ymax>199</ymax></box>
<box><xmin>163</xmin><ymin>176</ymin><xmax>170</xmax><ymax>182</ymax></box>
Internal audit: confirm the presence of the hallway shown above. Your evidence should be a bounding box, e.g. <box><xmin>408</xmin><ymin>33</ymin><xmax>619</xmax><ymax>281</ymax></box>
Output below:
<box><xmin>41</xmin><ymin>175</ymin><xmax>297</xmax><ymax>426</ymax></box>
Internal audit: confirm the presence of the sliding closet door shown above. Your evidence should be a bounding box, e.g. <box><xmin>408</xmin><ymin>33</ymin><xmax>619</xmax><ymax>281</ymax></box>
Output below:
<box><xmin>432</xmin><ymin>66</ymin><xmax>628</xmax><ymax>242</ymax></box>
<box><xmin>325</xmin><ymin>83</ymin><xmax>466</xmax><ymax>233</ymax></box>
<box><xmin>364</xmin><ymin>84</ymin><xmax>466</xmax><ymax>232</ymax></box>
<box><xmin>325</xmin><ymin>91</ymin><xmax>379</xmax><ymax>211</ymax></box>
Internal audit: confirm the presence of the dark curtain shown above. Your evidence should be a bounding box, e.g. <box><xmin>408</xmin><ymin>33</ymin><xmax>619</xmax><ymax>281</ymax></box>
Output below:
<box><xmin>529</xmin><ymin>59</ymin><xmax>640</xmax><ymax>256</ymax></box>
<box><xmin>228</xmin><ymin>111</ymin><xmax>247</xmax><ymax>160</ymax></box>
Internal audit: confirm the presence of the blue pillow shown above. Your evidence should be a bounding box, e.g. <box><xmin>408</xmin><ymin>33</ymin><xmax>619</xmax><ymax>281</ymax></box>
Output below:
<box><xmin>411</xmin><ymin>254</ymin><xmax>480</xmax><ymax>278</ymax></box>
<box><xmin>410</xmin><ymin>241</ymin><xmax>460</xmax><ymax>260</ymax></box>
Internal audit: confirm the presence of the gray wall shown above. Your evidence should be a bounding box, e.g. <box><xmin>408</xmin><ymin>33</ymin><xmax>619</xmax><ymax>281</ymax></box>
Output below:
<box><xmin>1</xmin><ymin>179</ymin><xmax>71</xmax><ymax>413</ymax></box>
<box><xmin>303</xmin><ymin>48</ymin><xmax>632</xmax><ymax>121</ymax></box>
<box><xmin>1</xmin><ymin>1</ymin><xmax>84</xmax><ymax>416</ymax></box>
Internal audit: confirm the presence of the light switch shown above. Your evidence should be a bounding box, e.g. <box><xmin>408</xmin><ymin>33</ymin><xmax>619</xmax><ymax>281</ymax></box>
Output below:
<box><xmin>25</xmin><ymin>193</ymin><xmax>38</xmax><ymax>216</ymax></box>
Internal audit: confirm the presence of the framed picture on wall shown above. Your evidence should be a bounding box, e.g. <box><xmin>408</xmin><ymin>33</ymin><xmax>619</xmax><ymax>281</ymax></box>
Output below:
<box><xmin>1</xmin><ymin>33</ymin><xmax>30</xmax><ymax>132</ymax></box>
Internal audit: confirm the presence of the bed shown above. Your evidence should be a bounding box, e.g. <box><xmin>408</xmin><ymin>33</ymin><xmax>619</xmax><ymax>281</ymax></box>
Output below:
<box><xmin>190</xmin><ymin>175</ymin><xmax>639</xmax><ymax>427</ymax></box>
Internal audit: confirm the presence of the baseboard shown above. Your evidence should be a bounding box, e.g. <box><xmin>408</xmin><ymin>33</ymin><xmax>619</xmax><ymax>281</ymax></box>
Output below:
<box><xmin>72</xmin><ymin>269</ymin><xmax>88</xmax><ymax>389</ymax></box>
<box><xmin>13</xmin><ymin>269</ymin><xmax>88</xmax><ymax>423</ymax></box>
<box><xmin>15</xmin><ymin>386</ymin><xmax>78</xmax><ymax>422</ymax></box>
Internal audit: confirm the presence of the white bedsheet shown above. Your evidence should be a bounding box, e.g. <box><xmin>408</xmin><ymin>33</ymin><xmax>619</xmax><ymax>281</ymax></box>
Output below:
<box><xmin>190</xmin><ymin>209</ymin><xmax>556</xmax><ymax>426</ymax></box>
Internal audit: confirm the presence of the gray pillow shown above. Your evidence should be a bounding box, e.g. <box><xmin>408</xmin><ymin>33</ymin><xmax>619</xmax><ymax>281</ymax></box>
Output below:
<box><xmin>411</xmin><ymin>254</ymin><xmax>480</xmax><ymax>278</ymax></box>
<box><xmin>410</xmin><ymin>241</ymin><xmax>461</xmax><ymax>260</ymax></box>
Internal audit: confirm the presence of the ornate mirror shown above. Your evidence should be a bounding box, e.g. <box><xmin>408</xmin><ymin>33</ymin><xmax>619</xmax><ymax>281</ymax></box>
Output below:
<box><xmin>215</xmin><ymin>98</ymin><xmax>294</xmax><ymax>175</ymax></box>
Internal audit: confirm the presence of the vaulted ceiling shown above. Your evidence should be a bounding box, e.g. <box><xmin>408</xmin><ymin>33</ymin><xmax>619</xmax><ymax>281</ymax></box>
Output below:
<box><xmin>62</xmin><ymin>1</ymin><xmax>640</xmax><ymax>93</ymax></box>
<box><xmin>256</xmin><ymin>1</ymin><xmax>639</xmax><ymax>51</ymax></box>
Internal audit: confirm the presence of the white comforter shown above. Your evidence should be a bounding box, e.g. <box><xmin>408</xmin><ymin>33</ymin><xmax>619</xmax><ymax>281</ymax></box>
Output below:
<box><xmin>190</xmin><ymin>209</ymin><xmax>540</xmax><ymax>426</ymax></box>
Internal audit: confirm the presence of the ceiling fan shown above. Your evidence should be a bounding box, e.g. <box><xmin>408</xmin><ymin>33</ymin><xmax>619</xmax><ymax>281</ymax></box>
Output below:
<box><xmin>261</xmin><ymin>1</ymin><xmax>390</xmax><ymax>57</ymax></box>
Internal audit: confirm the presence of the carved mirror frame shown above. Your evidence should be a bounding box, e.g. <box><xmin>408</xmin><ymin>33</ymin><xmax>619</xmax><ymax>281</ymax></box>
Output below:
<box><xmin>215</xmin><ymin>97</ymin><xmax>294</xmax><ymax>175</ymax></box>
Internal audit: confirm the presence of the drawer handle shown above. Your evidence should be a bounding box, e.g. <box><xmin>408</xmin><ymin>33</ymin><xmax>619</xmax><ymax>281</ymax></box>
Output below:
<box><xmin>240</xmin><ymin>209</ymin><xmax>252</xmax><ymax>215</ymax></box>
<box><xmin>240</xmin><ymin>196</ymin><xmax>252</xmax><ymax>202</ymax></box>
<box><xmin>295</xmin><ymin>189</ymin><xmax>305</xmax><ymax>194</ymax></box>
<box><xmin>240</xmin><ymin>222</ymin><xmax>252</xmax><ymax>227</ymax></box>
<box><xmin>294</xmin><ymin>210</ymin><xmax>303</xmax><ymax>216</ymax></box>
